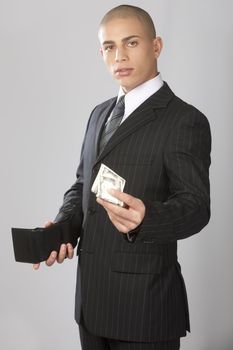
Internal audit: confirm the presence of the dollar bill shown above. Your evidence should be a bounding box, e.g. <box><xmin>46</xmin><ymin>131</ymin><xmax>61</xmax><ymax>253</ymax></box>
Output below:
<box><xmin>91</xmin><ymin>164</ymin><xmax>126</xmax><ymax>206</ymax></box>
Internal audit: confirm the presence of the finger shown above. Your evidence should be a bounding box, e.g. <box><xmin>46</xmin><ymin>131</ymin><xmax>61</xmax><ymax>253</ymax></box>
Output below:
<box><xmin>108</xmin><ymin>214</ymin><xmax>129</xmax><ymax>233</ymax></box>
<box><xmin>67</xmin><ymin>243</ymin><xmax>74</xmax><ymax>259</ymax></box>
<box><xmin>97</xmin><ymin>197</ymin><xmax>126</xmax><ymax>214</ymax></box>
<box><xmin>98</xmin><ymin>199</ymin><xmax>139</xmax><ymax>232</ymax></box>
<box><xmin>108</xmin><ymin>189</ymin><xmax>140</xmax><ymax>209</ymax></box>
<box><xmin>97</xmin><ymin>197</ymin><xmax>136</xmax><ymax>222</ymax></box>
<box><xmin>33</xmin><ymin>263</ymin><xmax>40</xmax><ymax>270</ymax></box>
<box><xmin>57</xmin><ymin>244</ymin><xmax>67</xmax><ymax>264</ymax></box>
<box><xmin>44</xmin><ymin>220</ymin><xmax>54</xmax><ymax>228</ymax></box>
<box><xmin>108</xmin><ymin>212</ymin><xmax>137</xmax><ymax>231</ymax></box>
<box><xmin>33</xmin><ymin>221</ymin><xmax>54</xmax><ymax>268</ymax></box>
<box><xmin>45</xmin><ymin>251</ymin><xmax>57</xmax><ymax>266</ymax></box>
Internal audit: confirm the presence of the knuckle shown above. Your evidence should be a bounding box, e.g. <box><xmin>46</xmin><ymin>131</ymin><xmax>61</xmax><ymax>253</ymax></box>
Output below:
<box><xmin>129</xmin><ymin>222</ymin><xmax>136</xmax><ymax>231</ymax></box>
<box><xmin>127</xmin><ymin>197</ymin><xmax>133</xmax><ymax>206</ymax></box>
<box><xmin>113</xmin><ymin>206</ymin><xmax>120</xmax><ymax>215</ymax></box>
<box><xmin>132</xmin><ymin>212</ymin><xmax>139</xmax><ymax>224</ymax></box>
<box><xmin>58</xmin><ymin>252</ymin><xmax>66</xmax><ymax>263</ymax></box>
<box><xmin>136</xmin><ymin>214</ymin><xmax>142</xmax><ymax>224</ymax></box>
<box><xmin>108</xmin><ymin>213</ymin><xmax>113</xmax><ymax>221</ymax></box>
<box><xmin>121</xmin><ymin>227</ymin><xmax>128</xmax><ymax>233</ymax></box>
<box><xmin>68</xmin><ymin>248</ymin><xmax>74</xmax><ymax>257</ymax></box>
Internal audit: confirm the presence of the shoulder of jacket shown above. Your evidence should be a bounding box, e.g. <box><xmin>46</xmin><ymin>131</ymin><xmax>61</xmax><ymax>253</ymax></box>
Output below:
<box><xmin>94</xmin><ymin>96</ymin><xmax>117</xmax><ymax>112</ymax></box>
<box><xmin>169</xmin><ymin>94</ymin><xmax>210</xmax><ymax>126</ymax></box>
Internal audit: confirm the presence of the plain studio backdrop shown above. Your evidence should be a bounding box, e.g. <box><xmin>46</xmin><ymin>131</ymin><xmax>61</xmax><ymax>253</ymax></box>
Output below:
<box><xmin>0</xmin><ymin>1</ymin><xmax>232</xmax><ymax>349</ymax></box>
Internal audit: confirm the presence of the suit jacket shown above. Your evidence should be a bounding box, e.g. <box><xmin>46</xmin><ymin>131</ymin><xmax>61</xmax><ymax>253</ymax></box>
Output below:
<box><xmin>55</xmin><ymin>82</ymin><xmax>211</xmax><ymax>342</ymax></box>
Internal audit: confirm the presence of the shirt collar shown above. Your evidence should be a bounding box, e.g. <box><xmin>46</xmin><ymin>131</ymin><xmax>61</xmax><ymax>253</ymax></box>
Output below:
<box><xmin>117</xmin><ymin>73</ymin><xmax>164</xmax><ymax>119</ymax></box>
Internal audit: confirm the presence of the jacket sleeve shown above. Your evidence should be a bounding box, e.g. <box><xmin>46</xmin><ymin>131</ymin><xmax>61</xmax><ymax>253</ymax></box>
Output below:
<box><xmin>54</xmin><ymin>108</ymin><xmax>96</xmax><ymax>236</ymax></box>
<box><xmin>53</xmin><ymin>148</ymin><xmax>84</xmax><ymax>238</ymax></box>
<box><xmin>135</xmin><ymin>109</ymin><xmax>211</xmax><ymax>243</ymax></box>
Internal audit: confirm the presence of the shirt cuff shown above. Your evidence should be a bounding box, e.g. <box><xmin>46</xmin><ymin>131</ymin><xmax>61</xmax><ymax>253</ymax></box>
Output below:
<box><xmin>122</xmin><ymin>224</ymin><xmax>142</xmax><ymax>243</ymax></box>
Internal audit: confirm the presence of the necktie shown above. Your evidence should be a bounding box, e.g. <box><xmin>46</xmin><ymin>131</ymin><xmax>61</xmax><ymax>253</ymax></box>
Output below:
<box><xmin>98</xmin><ymin>95</ymin><xmax>125</xmax><ymax>154</ymax></box>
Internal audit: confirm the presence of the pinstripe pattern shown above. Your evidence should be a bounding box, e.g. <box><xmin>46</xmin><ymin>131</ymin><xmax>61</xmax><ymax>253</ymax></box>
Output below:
<box><xmin>55</xmin><ymin>82</ymin><xmax>211</xmax><ymax>343</ymax></box>
<box><xmin>79</xmin><ymin>313</ymin><xmax>180</xmax><ymax>349</ymax></box>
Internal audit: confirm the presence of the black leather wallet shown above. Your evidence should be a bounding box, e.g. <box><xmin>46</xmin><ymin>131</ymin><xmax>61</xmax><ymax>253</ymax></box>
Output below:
<box><xmin>11</xmin><ymin>219</ymin><xmax>77</xmax><ymax>264</ymax></box>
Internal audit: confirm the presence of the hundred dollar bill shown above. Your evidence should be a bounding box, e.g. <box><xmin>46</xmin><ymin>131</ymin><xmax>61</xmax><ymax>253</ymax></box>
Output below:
<box><xmin>91</xmin><ymin>164</ymin><xmax>126</xmax><ymax>206</ymax></box>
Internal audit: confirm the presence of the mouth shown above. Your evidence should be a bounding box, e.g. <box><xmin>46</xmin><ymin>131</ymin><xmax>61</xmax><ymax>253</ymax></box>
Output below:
<box><xmin>114</xmin><ymin>68</ymin><xmax>134</xmax><ymax>77</ymax></box>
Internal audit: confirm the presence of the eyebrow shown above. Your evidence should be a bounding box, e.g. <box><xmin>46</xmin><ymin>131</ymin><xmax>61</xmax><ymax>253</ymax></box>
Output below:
<box><xmin>102</xmin><ymin>35</ymin><xmax>141</xmax><ymax>46</ymax></box>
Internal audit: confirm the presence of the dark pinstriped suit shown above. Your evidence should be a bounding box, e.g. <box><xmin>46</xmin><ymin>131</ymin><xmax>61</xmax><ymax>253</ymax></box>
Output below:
<box><xmin>55</xmin><ymin>82</ymin><xmax>211</xmax><ymax>343</ymax></box>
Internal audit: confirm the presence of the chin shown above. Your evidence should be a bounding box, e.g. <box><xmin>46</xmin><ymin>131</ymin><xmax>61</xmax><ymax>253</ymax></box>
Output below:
<box><xmin>124</xmin><ymin>82</ymin><xmax>143</xmax><ymax>93</ymax></box>
<box><xmin>117</xmin><ymin>79</ymin><xmax>138</xmax><ymax>93</ymax></box>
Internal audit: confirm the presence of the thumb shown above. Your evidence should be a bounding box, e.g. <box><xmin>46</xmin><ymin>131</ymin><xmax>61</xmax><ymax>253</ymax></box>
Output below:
<box><xmin>44</xmin><ymin>220</ymin><xmax>54</xmax><ymax>228</ymax></box>
<box><xmin>33</xmin><ymin>262</ymin><xmax>40</xmax><ymax>270</ymax></box>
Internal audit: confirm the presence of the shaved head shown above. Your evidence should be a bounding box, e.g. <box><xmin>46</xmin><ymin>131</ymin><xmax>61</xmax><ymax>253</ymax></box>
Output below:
<box><xmin>98</xmin><ymin>5</ymin><xmax>163</xmax><ymax>93</ymax></box>
<box><xmin>99</xmin><ymin>5</ymin><xmax>156</xmax><ymax>39</ymax></box>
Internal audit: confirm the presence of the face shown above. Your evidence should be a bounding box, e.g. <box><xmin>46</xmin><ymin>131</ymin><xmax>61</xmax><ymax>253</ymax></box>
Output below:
<box><xmin>98</xmin><ymin>17</ymin><xmax>162</xmax><ymax>93</ymax></box>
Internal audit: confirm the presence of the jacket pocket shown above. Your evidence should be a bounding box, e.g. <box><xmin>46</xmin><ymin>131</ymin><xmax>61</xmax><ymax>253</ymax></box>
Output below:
<box><xmin>111</xmin><ymin>251</ymin><xmax>163</xmax><ymax>274</ymax></box>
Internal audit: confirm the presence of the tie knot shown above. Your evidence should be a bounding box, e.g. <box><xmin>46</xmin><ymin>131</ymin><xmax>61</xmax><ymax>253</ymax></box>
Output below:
<box><xmin>111</xmin><ymin>95</ymin><xmax>125</xmax><ymax>120</ymax></box>
<box><xmin>118</xmin><ymin>95</ymin><xmax>125</xmax><ymax>108</ymax></box>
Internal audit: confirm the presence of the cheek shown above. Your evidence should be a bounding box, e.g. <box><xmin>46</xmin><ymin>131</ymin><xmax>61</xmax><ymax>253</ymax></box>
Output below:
<box><xmin>133</xmin><ymin>54</ymin><xmax>149</xmax><ymax>73</ymax></box>
<box><xmin>103</xmin><ymin>54</ymin><xmax>115</xmax><ymax>69</ymax></box>
<box><xmin>136</xmin><ymin>52</ymin><xmax>156</xmax><ymax>73</ymax></box>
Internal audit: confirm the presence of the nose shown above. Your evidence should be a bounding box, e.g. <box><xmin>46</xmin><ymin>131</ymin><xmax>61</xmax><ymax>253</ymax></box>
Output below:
<box><xmin>115</xmin><ymin>47</ymin><xmax>127</xmax><ymax>62</ymax></box>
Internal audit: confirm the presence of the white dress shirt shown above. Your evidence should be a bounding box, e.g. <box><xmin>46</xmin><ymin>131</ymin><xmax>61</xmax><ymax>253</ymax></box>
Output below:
<box><xmin>116</xmin><ymin>73</ymin><xmax>163</xmax><ymax>124</ymax></box>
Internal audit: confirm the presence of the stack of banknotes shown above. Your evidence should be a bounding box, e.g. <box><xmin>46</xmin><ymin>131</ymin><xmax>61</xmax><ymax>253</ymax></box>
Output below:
<box><xmin>91</xmin><ymin>164</ymin><xmax>126</xmax><ymax>206</ymax></box>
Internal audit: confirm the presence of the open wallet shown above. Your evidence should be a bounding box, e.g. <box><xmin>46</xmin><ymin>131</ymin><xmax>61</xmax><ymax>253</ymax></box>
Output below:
<box><xmin>11</xmin><ymin>218</ymin><xmax>77</xmax><ymax>264</ymax></box>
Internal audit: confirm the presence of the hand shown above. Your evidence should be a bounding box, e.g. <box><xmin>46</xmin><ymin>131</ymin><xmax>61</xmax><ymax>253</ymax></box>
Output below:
<box><xmin>96</xmin><ymin>189</ymin><xmax>145</xmax><ymax>233</ymax></box>
<box><xmin>33</xmin><ymin>220</ymin><xmax>74</xmax><ymax>270</ymax></box>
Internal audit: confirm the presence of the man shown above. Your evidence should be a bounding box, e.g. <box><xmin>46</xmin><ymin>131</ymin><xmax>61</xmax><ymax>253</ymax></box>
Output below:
<box><xmin>33</xmin><ymin>5</ymin><xmax>211</xmax><ymax>350</ymax></box>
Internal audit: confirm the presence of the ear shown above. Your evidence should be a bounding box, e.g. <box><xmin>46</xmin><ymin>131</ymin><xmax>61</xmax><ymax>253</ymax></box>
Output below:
<box><xmin>153</xmin><ymin>36</ymin><xmax>163</xmax><ymax>59</ymax></box>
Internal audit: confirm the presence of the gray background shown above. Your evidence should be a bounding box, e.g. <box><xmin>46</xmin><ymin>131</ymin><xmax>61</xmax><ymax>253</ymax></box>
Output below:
<box><xmin>0</xmin><ymin>0</ymin><xmax>232</xmax><ymax>349</ymax></box>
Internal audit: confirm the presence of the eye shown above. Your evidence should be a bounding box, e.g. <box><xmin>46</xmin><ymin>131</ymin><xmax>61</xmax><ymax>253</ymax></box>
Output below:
<box><xmin>103</xmin><ymin>45</ymin><xmax>114</xmax><ymax>52</ymax></box>
<box><xmin>127</xmin><ymin>40</ymin><xmax>138</xmax><ymax>48</ymax></box>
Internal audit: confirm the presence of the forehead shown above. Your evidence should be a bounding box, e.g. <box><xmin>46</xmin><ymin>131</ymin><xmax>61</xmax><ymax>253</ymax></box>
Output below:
<box><xmin>98</xmin><ymin>17</ymin><xmax>148</xmax><ymax>44</ymax></box>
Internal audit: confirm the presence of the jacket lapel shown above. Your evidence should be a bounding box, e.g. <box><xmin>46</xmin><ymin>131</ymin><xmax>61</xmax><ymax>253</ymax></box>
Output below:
<box><xmin>94</xmin><ymin>82</ymin><xmax>174</xmax><ymax>166</ymax></box>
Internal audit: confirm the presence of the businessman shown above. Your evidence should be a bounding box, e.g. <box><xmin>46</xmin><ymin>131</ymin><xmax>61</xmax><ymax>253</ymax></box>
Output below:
<box><xmin>34</xmin><ymin>5</ymin><xmax>211</xmax><ymax>350</ymax></box>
